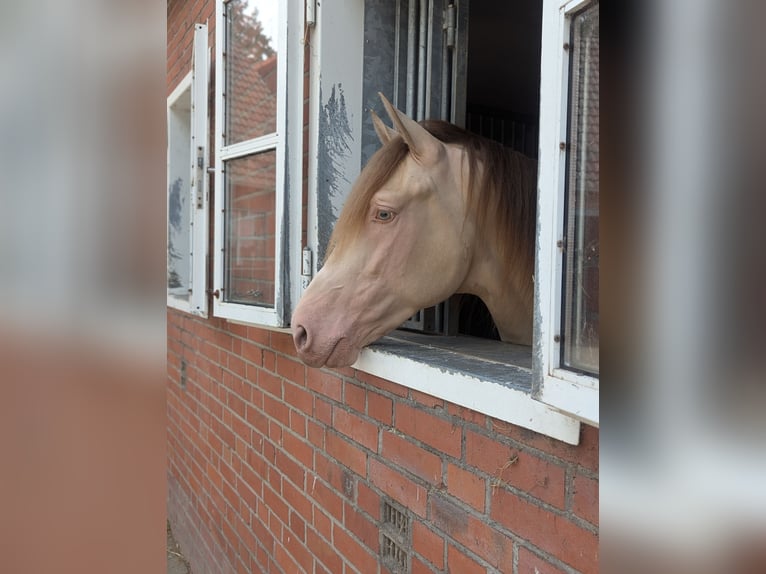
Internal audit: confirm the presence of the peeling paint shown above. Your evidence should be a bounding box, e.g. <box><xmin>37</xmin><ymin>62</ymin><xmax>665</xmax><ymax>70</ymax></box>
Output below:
<box><xmin>317</xmin><ymin>83</ymin><xmax>353</xmax><ymax>265</ymax></box>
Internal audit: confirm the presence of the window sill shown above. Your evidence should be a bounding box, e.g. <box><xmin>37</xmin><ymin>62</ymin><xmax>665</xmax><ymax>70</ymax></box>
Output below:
<box><xmin>353</xmin><ymin>332</ymin><xmax>581</xmax><ymax>445</ymax></box>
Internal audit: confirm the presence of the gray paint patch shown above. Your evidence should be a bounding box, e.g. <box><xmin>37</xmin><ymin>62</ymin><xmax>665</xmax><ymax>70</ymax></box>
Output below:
<box><xmin>317</xmin><ymin>83</ymin><xmax>353</xmax><ymax>266</ymax></box>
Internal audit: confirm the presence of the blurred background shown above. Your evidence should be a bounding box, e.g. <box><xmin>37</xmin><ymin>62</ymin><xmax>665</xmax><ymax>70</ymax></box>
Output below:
<box><xmin>0</xmin><ymin>0</ymin><xmax>764</xmax><ymax>572</ymax></box>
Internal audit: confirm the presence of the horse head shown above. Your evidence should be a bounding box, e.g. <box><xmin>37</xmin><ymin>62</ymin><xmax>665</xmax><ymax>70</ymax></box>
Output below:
<box><xmin>291</xmin><ymin>94</ymin><xmax>476</xmax><ymax>368</ymax></box>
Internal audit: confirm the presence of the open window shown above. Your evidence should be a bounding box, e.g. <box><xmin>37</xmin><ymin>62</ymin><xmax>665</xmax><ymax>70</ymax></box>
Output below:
<box><xmin>167</xmin><ymin>23</ymin><xmax>209</xmax><ymax>316</ymax></box>
<box><xmin>534</xmin><ymin>0</ymin><xmax>599</xmax><ymax>426</ymax></box>
<box><xmin>212</xmin><ymin>0</ymin><xmax>303</xmax><ymax>326</ymax></box>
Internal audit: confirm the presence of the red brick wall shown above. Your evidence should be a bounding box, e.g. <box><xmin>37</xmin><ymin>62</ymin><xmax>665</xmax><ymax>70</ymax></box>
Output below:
<box><xmin>167</xmin><ymin>2</ymin><xmax>598</xmax><ymax>573</ymax></box>
<box><xmin>167</xmin><ymin>311</ymin><xmax>598</xmax><ymax>574</ymax></box>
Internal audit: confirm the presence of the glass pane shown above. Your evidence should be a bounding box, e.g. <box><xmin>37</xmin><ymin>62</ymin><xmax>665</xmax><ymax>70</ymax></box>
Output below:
<box><xmin>225</xmin><ymin>0</ymin><xmax>279</xmax><ymax>144</ymax></box>
<box><xmin>562</xmin><ymin>1</ymin><xmax>599</xmax><ymax>374</ymax></box>
<box><xmin>224</xmin><ymin>151</ymin><xmax>277</xmax><ymax>306</ymax></box>
<box><xmin>167</xmin><ymin>87</ymin><xmax>192</xmax><ymax>300</ymax></box>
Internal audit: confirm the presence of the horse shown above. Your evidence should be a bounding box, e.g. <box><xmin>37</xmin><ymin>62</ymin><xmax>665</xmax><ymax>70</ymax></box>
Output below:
<box><xmin>291</xmin><ymin>93</ymin><xmax>538</xmax><ymax>368</ymax></box>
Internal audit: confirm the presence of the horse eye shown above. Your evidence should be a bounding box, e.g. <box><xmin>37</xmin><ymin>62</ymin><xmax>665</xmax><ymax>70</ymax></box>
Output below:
<box><xmin>374</xmin><ymin>209</ymin><xmax>395</xmax><ymax>222</ymax></box>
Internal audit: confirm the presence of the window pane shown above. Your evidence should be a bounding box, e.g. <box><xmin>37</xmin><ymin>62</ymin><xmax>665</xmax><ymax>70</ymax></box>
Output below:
<box><xmin>225</xmin><ymin>0</ymin><xmax>279</xmax><ymax>144</ymax></box>
<box><xmin>168</xmin><ymin>87</ymin><xmax>192</xmax><ymax>299</ymax></box>
<box><xmin>224</xmin><ymin>151</ymin><xmax>277</xmax><ymax>307</ymax></box>
<box><xmin>562</xmin><ymin>1</ymin><xmax>599</xmax><ymax>374</ymax></box>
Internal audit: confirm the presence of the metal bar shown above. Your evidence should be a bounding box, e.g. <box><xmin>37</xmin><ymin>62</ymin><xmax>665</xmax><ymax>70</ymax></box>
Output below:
<box><xmin>394</xmin><ymin>0</ymin><xmax>401</xmax><ymax>109</ymax></box>
<box><xmin>417</xmin><ymin>0</ymin><xmax>427</xmax><ymax>120</ymax></box>
<box><xmin>440</xmin><ymin>4</ymin><xmax>450</xmax><ymax>120</ymax></box>
<box><xmin>424</xmin><ymin>0</ymin><xmax>434</xmax><ymax>119</ymax></box>
<box><xmin>406</xmin><ymin>0</ymin><xmax>417</xmax><ymax>117</ymax></box>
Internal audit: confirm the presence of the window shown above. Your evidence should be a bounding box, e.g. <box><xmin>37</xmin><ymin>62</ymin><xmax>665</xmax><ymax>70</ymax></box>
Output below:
<box><xmin>213</xmin><ymin>0</ymin><xmax>303</xmax><ymax>326</ymax></box>
<box><xmin>167</xmin><ymin>23</ymin><xmax>209</xmax><ymax>316</ymax></box>
<box><xmin>534</xmin><ymin>0</ymin><xmax>599</xmax><ymax>425</ymax></box>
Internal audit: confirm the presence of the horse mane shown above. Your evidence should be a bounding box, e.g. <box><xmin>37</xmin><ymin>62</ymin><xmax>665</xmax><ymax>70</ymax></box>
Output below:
<box><xmin>328</xmin><ymin>120</ymin><xmax>537</xmax><ymax>300</ymax></box>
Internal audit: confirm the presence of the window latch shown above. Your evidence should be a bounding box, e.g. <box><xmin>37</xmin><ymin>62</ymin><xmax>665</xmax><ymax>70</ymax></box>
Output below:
<box><xmin>301</xmin><ymin>247</ymin><xmax>313</xmax><ymax>290</ymax></box>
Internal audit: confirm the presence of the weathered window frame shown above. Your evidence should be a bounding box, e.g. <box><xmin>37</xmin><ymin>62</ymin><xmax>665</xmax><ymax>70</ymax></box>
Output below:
<box><xmin>534</xmin><ymin>0</ymin><xmax>599</xmax><ymax>426</ymax></box>
<box><xmin>167</xmin><ymin>23</ymin><xmax>210</xmax><ymax>317</ymax></box>
<box><xmin>212</xmin><ymin>0</ymin><xmax>304</xmax><ymax>327</ymax></box>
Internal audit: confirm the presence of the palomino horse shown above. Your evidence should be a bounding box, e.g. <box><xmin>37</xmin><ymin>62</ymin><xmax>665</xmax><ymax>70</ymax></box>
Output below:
<box><xmin>292</xmin><ymin>94</ymin><xmax>537</xmax><ymax>368</ymax></box>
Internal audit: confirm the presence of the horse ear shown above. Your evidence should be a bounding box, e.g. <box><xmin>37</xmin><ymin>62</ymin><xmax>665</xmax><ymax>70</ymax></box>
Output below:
<box><xmin>370</xmin><ymin>110</ymin><xmax>398</xmax><ymax>145</ymax></box>
<box><xmin>378</xmin><ymin>92</ymin><xmax>443</xmax><ymax>164</ymax></box>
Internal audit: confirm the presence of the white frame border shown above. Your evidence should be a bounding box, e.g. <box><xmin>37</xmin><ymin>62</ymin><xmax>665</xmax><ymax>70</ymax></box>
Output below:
<box><xmin>534</xmin><ymin>0</ymin><xmax>599</xmax><ymax>426</ymax></box>
<box><xmin>213</xmin><ymin>0</ymin><xmax>302</xmax><ymax>327</ymax></box>
<box><xmin>167</xmin><ymin>23</ymin><xmax>210</xmax><ymax>318</ymax></box>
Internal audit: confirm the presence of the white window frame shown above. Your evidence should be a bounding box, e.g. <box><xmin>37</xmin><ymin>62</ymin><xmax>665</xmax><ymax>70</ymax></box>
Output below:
<box><xmin>213</xmin><ymin>0</ymin><xmax>303</xmax><ymax>327</ymax></box>
<box><xmin>534</xmin><ymin>0</ymin><xmax>599</xmax><ymax>426</ymax></box>
<box><xmin>167</xmin><ymin>23</ymin><xmax>210</xmax><ymax>317</ymax></box>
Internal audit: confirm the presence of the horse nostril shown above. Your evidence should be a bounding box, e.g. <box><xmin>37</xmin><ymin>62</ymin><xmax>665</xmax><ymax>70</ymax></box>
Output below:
<box><xmin>293</xmin><ymin>325</ymin><xmax>308</xmax><ymax>351</ymax></box>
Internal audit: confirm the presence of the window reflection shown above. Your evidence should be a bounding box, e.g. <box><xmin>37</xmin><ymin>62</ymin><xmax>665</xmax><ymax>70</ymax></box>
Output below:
<box><xmin>225</xmin><ymin>0</ymin><xmax>279</xmax><ymax>144</ymax></box>
<box><xmin>562</xmin><ymin>1</ymin><xmax>599</xmax><ymax>374</ymax></box>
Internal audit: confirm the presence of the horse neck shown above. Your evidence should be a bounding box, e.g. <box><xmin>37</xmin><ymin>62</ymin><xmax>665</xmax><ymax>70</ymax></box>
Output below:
<box><xmin>456</xmin><ymin>151</ymin><xmax>534</xmax><ymax>346</ymax></box>
<box><xmin>460</xmin><ymin>239</ymin><xmax>533</xmax><ymax>345</ymax></box>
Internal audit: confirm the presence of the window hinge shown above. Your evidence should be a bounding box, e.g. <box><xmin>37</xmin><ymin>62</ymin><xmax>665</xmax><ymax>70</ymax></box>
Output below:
<box><xmin>301</xmin><ymin>246</ymin><xmax>313</xmax><ymax>289</ymax></box>
<box><xmin>444</xmin><ymin>3</ymin><xmax>456</xmax><ymax>49</ymax></box>
<box><xmin>306</xmin><ymin>0</ymin><xmax>316</xmax><ymax>27</ymax></box>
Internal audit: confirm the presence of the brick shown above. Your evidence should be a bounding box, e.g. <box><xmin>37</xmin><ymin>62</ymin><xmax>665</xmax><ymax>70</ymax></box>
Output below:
<box><xmin>396</xmin><ymin>403</ymin><xmax>461</xmax><ymax>458</ymax></box>
<box><xmin>288</xmin><ymin>509</ymin><xmax>306</xmax><ymax>542</ymax></box>
<box><xmin>276</xmin><ymin>355</ymin><xmax>305</xmax><ymax>384</ymax></box>
<box><xmin>333</xmin><ymin>521</ymin><xmax>378</xmax><ymax>574</ymax></box>
<box><xmin>355</xmin><ymin>370</ymin><xmax>408</xmax><ymax>397</ymax></box>
<box><xmin>411</xmin><ymin>556</ymin><xmax>435</xmax><ymax>574</ymax></box>
<box><xmin>313</xmin><ymin>507</ymin><xmax>332</xmax><ymax>540</ymax></box>
<box><xmin>283</xmin><ymin>381</ymin><xmax>313</xmax><ymax>415</ymax></box>
<box><xmin>282</xmin><ymin>479</ymin><xmax>313</xmax><ymax>522</ymax></box>
<box><xmin>263</xmin><ymin>483</ymin><xmax>290</xmax><ymax>526</ymax></box>
<box><xmin>247</xmin><ymin>326</ymin><xmax>271</xmax><ymax>347</ymax></box>
<box><xmin>369</xmin><ymin>458</ymin><xmax>427</xmax><ymax>517</ymax></box>
<box><xmin>282</xmin><ymin>432</ymin><xmax>314</xmax><ymax>468</ymax></box>
<box><xmin>307</xmin><ymin>369</ymin><xmax>343</xmax><ymax>401</ymax></box>
<box><xmin>271</xmin><ymin>331</ymin><xmax>298</xmax><ymax>357</ymax></box>
<box><xmin>490</xmin><ymin>419</ymin><xmax>599</xmax><ymax>473</ymax></box>
<box><xmin>275</xmin><ymin>449</ymin><xmax>305</xmax><ymax>488</ymax></box>
<box><xmin>283</xmin><ymin>530</ymin><xmax>312</xmax><ymax>572</ymax></box>
<box><xmin>307</xmin><ymin>528</ymin><xmax>342</xmax><ymax>574</ymax></box>
<box><xmin>447</xmin><ymin>463</ymin><xmax>486</xmax><ymax>512</ymax></box>
<box><xmin>307</xmin><ymin>420</ymin><xmax>325</xmax><ymax>449</ymax></box>
<box><xmin>413</xmin><ymin>521</ymin><xmax>444</xmax><ymax>570</ymax></box>
<box><xmin>257</xmin><ymin>370</ymin><xmax>282</xmax><ymax>399</ymax></box>
<box><xmin>308</xmin><ymin>476</ymin><xmax>343</xmax><ymax>522</ymax></box>
<box><xmin>368</xmin><ymin>390</ymin><xmax>393</xmax><ymax>425</ymax></box>
<box><xmin>381</xmin><ymin>431</ymin><xmax>442</xmax><ymax>484</ymax></box>
<box><xmin>356</xmin><ymin>481</ymin><xmax>380</xmax><ymax>519</ymax></box>
<box><xmin>572</xmin><ymin>472</ymin><xmax>599</xmax><ymax>526</ymax></box>
<box><xmin>326</xmin><ymin>431</ymin><xmax>367</xmax><ymax>477</ymax></box>
<box><xmin>490</xmin><ymin>489</ymin><xmax>598</xmax><ymax>573</ymax></box>
<box><xmin>333</xmin><ymin>407</ymin><xmax>379</xmax><ymax>451</ymax></box>
<box><xmin>430</xmin><ymin>494</ymin><xmax>513</xmax><ymax>570</ymax></box>
<box><xmin>447</xmin><ymin>544</ymin><xmax>485</xmax><ymax>574</ymax></box>
<box><xmin>466</xmin><ymin>431</ymin><xmax>565</xmax><ymax>508</ymax></box>
<box><xmin>262</xmin><ymin>350</ymin><xmax>276</xmax><ymax>372</ymax></box>
<box><xmin>344</xmin><ymin>502</ymin><xmax>379</xmax><ymax>553</ymax></box>
<box><xmin>446</xmin><ymin>403</ymin><xmax>487</xmax><ymax>427</ymax></box>
<box><xmin>517</xmin><ymin>546</ymin><xmax>568</xmax><ymax>574</ymax></box>
<box><xmin>241</xmin><ymin>341</ymin><xmax>263</xmax><ymax>366</ymax></box>
<box><xmin>263</xmin><ymin>394</ymin><xmax>290</xmax><ymax>428</ymax></box>
<box><xmin>344</xmin><ymin>381</ymin><xmax>366</xmax><ymax>413</ymax></box>
<box><xmin>316</xmin><ymin>453</ymin><xmax>355</xmax><ymax>500</ymax></box>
